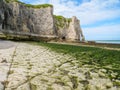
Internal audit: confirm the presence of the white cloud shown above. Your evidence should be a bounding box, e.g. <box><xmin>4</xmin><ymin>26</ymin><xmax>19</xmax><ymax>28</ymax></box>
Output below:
<box><xmin>21</xmin><ymin>0</ymin><xmax>120</xmax><ymax>25</ymax></box>
<box><xmin>63</xmin><ymin>0</ymin><xmax>119</xmax><ymax>25</ymax></box>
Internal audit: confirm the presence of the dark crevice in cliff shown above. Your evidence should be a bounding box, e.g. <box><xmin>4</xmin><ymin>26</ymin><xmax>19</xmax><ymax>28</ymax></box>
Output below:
<box><xmin>2</xmin><ymin>11</ymin><xmax>8</xmax><ymax>29</ymax></box>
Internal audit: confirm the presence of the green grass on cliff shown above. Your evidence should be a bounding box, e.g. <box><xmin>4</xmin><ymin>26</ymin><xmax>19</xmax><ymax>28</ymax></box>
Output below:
<box><xmin>54</xmin><ymin>15</ymin><xmax>71</xmax><ymax>23</ymax></box>
<box><xmin>54</xmin><ymin>15</ymin><xmax>71</xmax><ymax>28</ymax></box>
<box><xmin>33</xmin><ymin>42</ymin><xmax>120</xmax><ymax>80</ymax></box>
<box><xmin>5</xmin><ymin>0</ymin><xmax>53</xmax><ymax>8</ymax></box>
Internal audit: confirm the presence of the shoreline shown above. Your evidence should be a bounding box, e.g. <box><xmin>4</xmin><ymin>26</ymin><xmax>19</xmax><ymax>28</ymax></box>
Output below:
<box><xmin>82</xmin><ymin>41</ymin><xmax>120</xmax><ymax>48</ymax></box>
<box><xmin>0</xmin><ymin>39</ymin><xmax>120</xmax><ymax>50</ymax></box>
<box><xmin>87</xmin><ymin>40</ymin><xmax>120</xmax><ymax>44</ymax></box>
<box><xmin>48</xmin><ymin>40</ymin><xmax>120</xmax><ymax>50</ymax></box>
<box><xmin>83</xmin><ymin>41</ymin><xmax>120</xmax><ymax>46</ymax></box>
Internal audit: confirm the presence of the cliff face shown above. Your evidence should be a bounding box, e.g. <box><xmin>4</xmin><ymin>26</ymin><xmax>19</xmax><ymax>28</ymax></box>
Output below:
<box><xmin>54</xmin><ymin>16</ymin><xmax>84</xmax><ymax>41</ymax></box>
<box><xmin>0</xmin><ymin>0</ymin><xmax>5</xmax><ymax>29</ymax></box>
<box><xmin>0</xmin><ymin>0</ymin><xmax>84</xmax><ymax>41</ymax></box>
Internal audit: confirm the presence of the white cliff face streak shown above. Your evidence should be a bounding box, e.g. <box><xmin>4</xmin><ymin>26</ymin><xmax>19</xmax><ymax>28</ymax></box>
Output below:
<box><xmin>0</xmin><ymin>0</ymin><xmax>85</xmax><ymax>42</ymax></box>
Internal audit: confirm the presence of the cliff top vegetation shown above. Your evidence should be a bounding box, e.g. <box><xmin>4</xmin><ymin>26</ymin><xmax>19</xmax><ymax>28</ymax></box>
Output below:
<box><xmin>54</xmin><ymin>15</ymin><xmax>72</xmax><ymax>28</ymax></box>
<box><xmin>5</xmin><ymin>0</ymin><xmax>53</xmax><ymax>8</ymax></box>
<box><xmin>54</xmin><ymin>15</ymin><xmax>71</xmax><ymax>22</ymax></box>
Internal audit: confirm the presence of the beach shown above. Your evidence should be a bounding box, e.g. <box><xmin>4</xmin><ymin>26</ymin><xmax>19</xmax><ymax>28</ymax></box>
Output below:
<box><xmin>0</xmin><ymin>40</ymin><xmax>15</xmax><ymax>49</ymax></box>
<box><xmin>0</xmin><ymin>40</ymin><xmax>120</xmax><ymax>90</ymax></box>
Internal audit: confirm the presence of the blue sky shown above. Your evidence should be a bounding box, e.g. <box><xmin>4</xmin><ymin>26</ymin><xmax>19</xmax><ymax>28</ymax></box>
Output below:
<box><xmin>20</xmin><ymin>0</ymin><xmax>120</xmax><ymax>40</ymax></box>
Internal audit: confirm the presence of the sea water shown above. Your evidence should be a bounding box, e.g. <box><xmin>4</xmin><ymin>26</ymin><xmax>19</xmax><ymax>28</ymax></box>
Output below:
<box><xmin>95</xmin><ymin>40</ymin><xmax>120</xmax><ymax>44</ymax></box>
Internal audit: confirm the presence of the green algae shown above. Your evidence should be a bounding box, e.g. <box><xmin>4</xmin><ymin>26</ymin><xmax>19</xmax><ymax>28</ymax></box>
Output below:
<box><xmin>54</xmin><ymin>15</ymin><xmax>71</xmax><ymax>28</ymax></box>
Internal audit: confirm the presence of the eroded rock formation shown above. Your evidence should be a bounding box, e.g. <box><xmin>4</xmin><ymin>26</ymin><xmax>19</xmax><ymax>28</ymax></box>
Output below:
<box><xmin>0</xmin><ymin>0</ymin><xmax>85</xmax><ymax>41</ymax></box>
<box><xmin>54</xmin><ymin>16</ymin><xmax>85</xmax><ymax>41</ymax></box>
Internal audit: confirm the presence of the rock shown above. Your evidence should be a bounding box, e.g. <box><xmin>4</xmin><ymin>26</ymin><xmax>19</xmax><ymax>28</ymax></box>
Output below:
<box><xmin>51</xmin><ymin>84</ymin><xmax>64</xmax><ymax>90</ymax></box>
<box><xmin>63</xmin><ymin>86</ymin><xmax>71</xmax><ymax>90</ymax></box>
<box><xmin>66</xmin><ymin>82</ymin><xmax>73</xmax><ymax>88</ymax></box>
<box><xmin>85</xmin><ymin>71</ymin><xmax>92</xmax><ymax>79</ymax></box>
<box><xmin>95</xmin><ymin>84</ymin><xmax>106</xmax><ymax>90</ymax></box>
<box><xmin>70</xmin><ymin>76</ymin><xmax>78</xmax><ymax>89</ymax></box>
<box><xmin>90</xmin><ymin>72</ymin><xmax>99</xmax><ymax>79</ymax></box>
<box><xmin>98</xmin><ymin>71</ymin><xmax>106</xmax><ymax>78</ymax></box>
<box><xmin>17</xmin><ymin>83</ymin><xmax>30</xmax><ymax>90</ymax></box>
<box><xmin>1</xmin><ymin>58</ymin><xmax>7</xmax><ymax>63</ymax></box>
<box><xmin>79</xmin><ymin>80</ymin><xmax>89</xmax><ymax>85</ymax></box>
<box><xmin>106</xmin><ymin>82</ymin><xmax>113</xmax><ymax>88</ymax></box>
<box><xmin>75</xmin><ymin>83</ymin><xmax>84</xmax><ymax>90</ymax></box>
<box><xmin>110</xmin><ymin>72</ymin><xmax>118</xmax><ymax>79</ymax></box>
<box><xmin>51</xmin><ymin>85</ymin><xmax>71</xmax><ymax>90</ymax></box>
<box><xmin>67</xmin><ymin>16</ymin><xmax>84</xmax><ymax>41</ymax></box>
<box><xmin>113</xmin><ymin>80</ymin><xmax>120</xmax><ymax>86</ymax></box>
<box><xmin>86</xmin><ymin>84</ymin><xmax>96</xmax><ymax>90</ymax></box>
<box><xmin>99</xmin><ymin>69</ymin><xmax>107</xmax><ymax>73</ymax></box>
<box><xmin>61</xmin><ymin>76</ymin><xmax>70</xmax><ymax>82</ymax></box>
<box><xmin>0</xmin><ymin>0</ymin><xmax>84</xmax><ymax>42</ymax></box>
<box><xmin>54</xmin><ymin>16</ymin><xmax>84</xmax><ymax>41</ymax></box>
<box><xmin>89</xmin><ymin>78</ymin><xmax>114</xmax><ymax>90</ymax></box>
<box><xmin>30</xmin><ymin>83</ymin><xmax>37</xmax><ymax>90</ymax></box>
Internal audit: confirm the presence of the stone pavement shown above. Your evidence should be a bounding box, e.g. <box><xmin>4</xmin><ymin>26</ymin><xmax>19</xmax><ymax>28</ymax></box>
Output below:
<box><xmin>0</xmin><ymin>42</ymin><xmax>119</xmax><ymax>90</ymax></box>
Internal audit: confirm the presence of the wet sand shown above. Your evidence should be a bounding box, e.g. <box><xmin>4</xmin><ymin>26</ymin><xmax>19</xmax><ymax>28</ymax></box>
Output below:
<box><xmin>0</xmin><ymin>39</ymin><xmax>15</xmax><ymax>49</ymax></box>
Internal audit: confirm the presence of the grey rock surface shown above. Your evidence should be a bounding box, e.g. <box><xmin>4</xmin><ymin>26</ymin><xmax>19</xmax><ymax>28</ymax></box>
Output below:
<box><xmin>0</xmin><ymin>0</ymin><xmax>84</xmax><ymax>41</ymax></box>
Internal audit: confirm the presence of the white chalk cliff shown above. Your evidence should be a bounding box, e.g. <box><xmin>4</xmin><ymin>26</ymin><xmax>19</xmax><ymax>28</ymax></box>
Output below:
<box><xmin>0</xmin><ymin>0</ymin><xmax>85</xmax><ymax>41</ymax></box>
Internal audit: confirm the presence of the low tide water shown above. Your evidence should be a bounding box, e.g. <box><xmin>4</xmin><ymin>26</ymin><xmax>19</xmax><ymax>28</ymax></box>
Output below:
<box><xmin>95</xmin><ymin>40</ymin><xmax>120</xmax><ymax>44</ymax></box>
